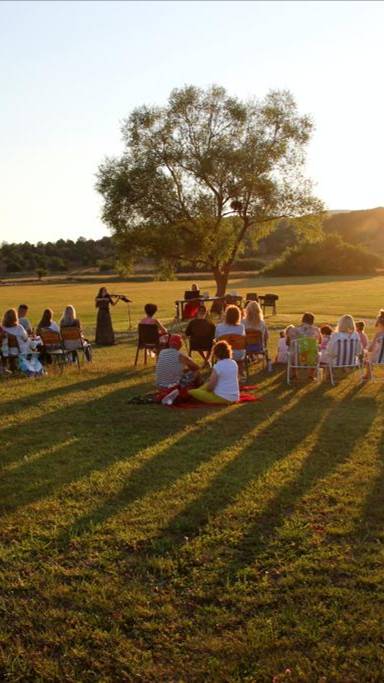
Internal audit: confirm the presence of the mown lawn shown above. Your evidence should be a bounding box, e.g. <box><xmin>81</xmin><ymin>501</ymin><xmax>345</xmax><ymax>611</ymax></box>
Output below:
<box><xmin>0</xmin><ymin>276</ymin><xmax>383</xmax><ymax>682</ymax></box>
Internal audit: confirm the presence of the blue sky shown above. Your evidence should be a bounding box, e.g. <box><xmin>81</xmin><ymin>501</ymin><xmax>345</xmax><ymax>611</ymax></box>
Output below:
<box><xmin>0</xmin><ymin>0</ymin><xmax>383</xmax><ymax>243</ymax></box>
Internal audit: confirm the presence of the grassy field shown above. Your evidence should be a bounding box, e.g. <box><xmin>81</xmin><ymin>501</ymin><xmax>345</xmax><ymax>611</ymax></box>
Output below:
<box><xmin>0</xmin><ymin>276</ymin><xmax>384</xmax><ymax>682</ymax></box>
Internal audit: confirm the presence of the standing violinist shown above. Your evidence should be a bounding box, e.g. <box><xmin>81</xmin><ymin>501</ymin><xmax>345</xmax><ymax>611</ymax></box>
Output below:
<box><xmin>95</xmin><ymin>287</ymin><xmax>119</xmax><ymax>345</ymax></box>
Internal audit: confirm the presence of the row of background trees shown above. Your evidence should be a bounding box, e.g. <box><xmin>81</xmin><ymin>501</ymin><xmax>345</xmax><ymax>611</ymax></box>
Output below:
<box><xmin>2</xmin><ymin>208</ymin><xmax>383</xmax><ymax>279</ymax></box>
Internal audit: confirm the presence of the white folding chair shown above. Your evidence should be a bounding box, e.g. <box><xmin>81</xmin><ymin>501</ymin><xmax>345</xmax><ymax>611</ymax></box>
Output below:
<box><xmin>327</xmin><ymin>337</ymin><xmax>363</xmax><ymax>386</ymax></box>
<box><xmin>287</xmin><ymin>337</ymin><xmax>320</xmax><ymax>385</ymax></box>
<box><xmin>367</xmin><ymin>337</ymin><xmax>384</xmax><ymax>382</ymax></box>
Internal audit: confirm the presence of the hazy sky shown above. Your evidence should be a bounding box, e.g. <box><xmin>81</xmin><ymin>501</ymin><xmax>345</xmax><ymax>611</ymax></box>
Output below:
<box><xmin>1</xmin><ymin>0</ymin><xmax>383</xmax><ymax>244</ymax></box>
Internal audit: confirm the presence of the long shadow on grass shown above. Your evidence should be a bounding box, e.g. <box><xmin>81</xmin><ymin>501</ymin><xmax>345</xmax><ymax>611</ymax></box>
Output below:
<box><xmin>52</xmin><ymin>380</ymin><xmax>292</xmax><ymax>548</ymax></box>
<box><xmin>146</xmin><ymin>379</ymin><xmax>369</xmax><ymax>567</ymax></box>
<box><xmin>2</xmin><ymin>366</ymin><xmax>153</xmax><ymax>417</ymax></box>
<box><xmin>0</xmin><ymin>377</ymin><xmax>173</xmax><ymax>511</ymax></box>
<box><xmin>218</xmin><ymin>384</ymin><xmax>375</xmax><ymax>580</ymax></box>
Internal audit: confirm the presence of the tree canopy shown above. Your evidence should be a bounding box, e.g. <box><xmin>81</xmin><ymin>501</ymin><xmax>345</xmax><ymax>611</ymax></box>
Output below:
<box><xmin>96</xmin><ymin>84</ymin><xmax>323</xmax><ymax>294</ymax></box>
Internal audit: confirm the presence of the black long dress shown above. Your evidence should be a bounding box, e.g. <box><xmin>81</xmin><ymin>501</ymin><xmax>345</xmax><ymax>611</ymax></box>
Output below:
<box><xmin>95</xmin><ymin>296</ymin><xmax>115</xmax><ymax>345</ymax></box>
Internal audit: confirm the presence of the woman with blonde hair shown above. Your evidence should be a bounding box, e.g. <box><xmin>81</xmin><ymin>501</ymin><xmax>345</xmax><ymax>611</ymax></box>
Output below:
<box><xmin>243</xmin><ymin>301</ymin><xmax>268</xmax><ymax>338</ymax></box>
<box><xmin>325</xmin><ymin>314</ymin><xmax>361</xmax><ymax>365</ymax></box>
<box><xmin>60</xmin><ymin>305</ymin><xmax>80</xmax><ymax>329</ymax></box>
<box><xmin>215</xmin><ymin>305</ymin><xmax>246</xmax><ymax>364</ymax></box>
<box><xmin>60</xmin><ymin>305</ymin><xmax>92</xmax><ymax>362</ymax></box>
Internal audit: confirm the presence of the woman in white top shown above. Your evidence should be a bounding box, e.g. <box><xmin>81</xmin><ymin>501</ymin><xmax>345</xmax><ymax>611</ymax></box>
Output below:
<box><xmin>188</xmin><ymin>340</ymin><xmax>239</xmax><ymax>404</ymax></box>
<box><xmin>325</xmin><ymin>314</ymin><xmax>361</xmax><ymax>365</ymax></box>
<box><xmin>2</xmin><ymin>308</ymin><xmax>29</xmax><ymax>356</ymax></box>
<box><xmin>215</xmin><ymin>305</ymin><xmax>245</xmax><ymax>363</ymax></box>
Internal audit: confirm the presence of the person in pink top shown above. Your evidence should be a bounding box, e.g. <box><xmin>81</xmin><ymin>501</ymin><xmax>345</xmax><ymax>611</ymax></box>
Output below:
<box><xmin>140</xmin><ymin>303</ymin><xmax>169</xmax><ymax>346</ymax></box>
<box><xmin>355</xmin><ymin>321</ymin><xmax>368</xmax><ymax>350</ymax></box>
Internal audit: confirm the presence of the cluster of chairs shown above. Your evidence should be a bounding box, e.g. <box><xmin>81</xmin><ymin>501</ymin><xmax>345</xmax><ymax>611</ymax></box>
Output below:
<box><xmin>134</xmin><ymin>323</ymin><xmax>269</xmax><ymax>379</ymax></box>
<box><xmin>287</xmin><ymin>335</ymin><xmax>384</xmax><ymax>385</ymax></box>
<box><xmin>0</xmin><ymin>327</ymin><xmax>91</xmax><ymax>374</ymax></box>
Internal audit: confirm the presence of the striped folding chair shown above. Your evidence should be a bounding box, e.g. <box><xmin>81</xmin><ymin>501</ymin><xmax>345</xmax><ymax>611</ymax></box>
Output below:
<box><xmin>367</xmin><ymin>337</ymin><xmax>384</xmax><ymax>382</ymax></box>
<box><xmin>287</xmin><ymin>337</ymin><xmax>320</xmax><ymax>385</ymax></box>
<box><xmin>327</xmin><ymin>337</ymin><xmax>363</xmax><ymax>386</ymax></box>
<box><xmin>245</xmin><ymin>330</ymin><xmax>269</xmax><ymax>371</ymax></box>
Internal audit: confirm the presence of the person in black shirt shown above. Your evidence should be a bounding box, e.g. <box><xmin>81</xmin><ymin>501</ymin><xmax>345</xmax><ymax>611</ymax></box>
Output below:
<box><xmin>185</xmin><ymin>305</ymin><xmax>215</xmax><ymax>366</ymax></box>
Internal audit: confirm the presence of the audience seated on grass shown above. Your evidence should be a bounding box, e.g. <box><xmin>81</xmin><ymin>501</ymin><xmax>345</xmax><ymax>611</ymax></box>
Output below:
<box><xmin>188</xmin><ymin>340</ymin><xmax>240</xmax><ymax>404</ymax></box>
<box><xmin>364</xmin><ymin>309</ymin><xmax>384</xmax><ymax>380</ymax></box>
<box><xmin>140</xmin><ymin>303</ymin><xmax>168</xmax><ymax>345</ymax></box>
<box><xmin>18</xmin><ymin>304</ymin><xmax>32</xmax><ymax>335</ymax></box>
<box><xmin>185</xmin><ymin>305</ymin><xmax>215</xmax><ymax>365</ymax></box>
<box><xmin>156</xmin><ymin>333</ymin><xmax>200</xmax><ymax>405</ymax></box>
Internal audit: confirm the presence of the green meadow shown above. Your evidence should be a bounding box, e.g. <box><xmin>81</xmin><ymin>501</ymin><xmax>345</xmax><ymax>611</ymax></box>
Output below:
<box><xmin>1</xmin><ymin>275</ymin><xmax>384</xmax><ymax>682</ymax></box>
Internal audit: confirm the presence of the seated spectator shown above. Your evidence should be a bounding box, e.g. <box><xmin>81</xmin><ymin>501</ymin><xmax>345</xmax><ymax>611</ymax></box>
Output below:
<box><xmin>185</xmin><ymin>305</ymin><xmax>215</xmax><ymax>365</ymax></box>
<box><xmin>288</xmin><ymin>313</ymin><xmax>321</xmax><ymax>380</ymax></box>
<box><xmin>243</xmin><ymin>300</ymin><xmax>268</xmax><ymax>358</ymax></box>
<box><xmin>188</xmin><ymin>340</ymin><xmax>240</xmax><ymax>404</ymax></box>
<box><xmin>325</xmin><ymin>314</ymin><xmax>361</xmax><ymax>366</ymax></box>
<box><xmin>319</xmin><ymin>324</ymin><xmax>333</xmax><ymax>362</ymax></box>
<box><xmin>18</xmin><ymin>304</ymin><xmax>32</xmax><ymax>335</ymax></box>
<box><xmin>156</xmin><ymin>334</ymin><xmax>200</xmax><ymax>404</ymax></box>
<box><xmin>289</xmin><ymin>312</ymin><xmax>321</xmax><ymax>344</ymax></box>
<box><xmin>36</xmin><ymin>308</ymin><xmax>60</xmax><ymax>335</ymax></box>
<box><xmin>363</xmin><ymin>309</ymin><xmax>384</xmax><ymax>379</ymax></box>
<box><xmin>183</xmin><ymin>283</ymin><xmax>201</xmax><ymax>319</ymax></box>
<box><xmin>275</xmin><ymin>329</ymin><xmax>290</xmax><ymax>364</ymax></box>
<box><xmin>60</xmin><ymin>305</ymin><xmax>92</xmax><ymax>361</ymax></box>
<box><xmin>60</xmin><ymin>305</ymin><xmax>81</xmax><ymax>329</ymax></box>
<box><xmin>356</xmin><ymin>321</ymin><xmax>369</xmax><ymax>350</ymax></box>
<box><xmin>140</xmin><ymin>303</ymin><xmax>168</xmax><ymax>345</ymax></box>
<box><xmin>2</xmin><ymin>308</ymin><xmax>29</xmax><ymax>369</ymax></box>
<box><xmin>215</xmin><ymin>305</ymin><xmax>246</xmax><ymax>363</ymax></box>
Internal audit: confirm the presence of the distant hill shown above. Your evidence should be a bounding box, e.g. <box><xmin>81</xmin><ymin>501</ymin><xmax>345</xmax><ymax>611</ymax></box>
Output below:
<box><xmin>323</xmin><ymin>207</ymin><xmax>384</xmax><ymax>254</ymax></box>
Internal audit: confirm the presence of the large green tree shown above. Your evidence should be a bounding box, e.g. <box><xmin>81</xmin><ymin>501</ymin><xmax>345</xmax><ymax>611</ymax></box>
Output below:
<box><xmin>96</xmin><ymin>85</ymin><xmax>323</xmax><ymax>295</ymax></box>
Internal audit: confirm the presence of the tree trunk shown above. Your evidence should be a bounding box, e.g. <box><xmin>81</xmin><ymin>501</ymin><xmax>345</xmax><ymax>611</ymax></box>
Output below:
<box><xmin>211</xmin><ymin>265</ymin><xmax>230</xmax><ymax>313</ymax></box>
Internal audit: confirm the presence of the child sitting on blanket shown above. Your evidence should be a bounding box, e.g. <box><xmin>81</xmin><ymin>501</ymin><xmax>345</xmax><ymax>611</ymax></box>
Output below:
<box><xmin>188</xmin><ymin>340</ymin><xmax>239</xmax><ymax>404</ymax></box>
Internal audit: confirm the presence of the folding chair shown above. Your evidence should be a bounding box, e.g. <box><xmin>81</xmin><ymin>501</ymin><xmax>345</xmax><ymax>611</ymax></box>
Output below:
<box><xmin>39</xmin><ymin>329</ymin><xmax>74</xmax><ymax>373</ymax></box>
<box><xmin>134</xmin><ymin>324</ymin><xmax>160</xmax><ymax>366</ymax></box>
<box><xmin>3</xmin><ymin>333</ymin><xmax>21</xmax><ymax>372</ymax></box>
<box><xmin>261</xmin><ymin>294</ymin><xmax>279</xmax><ymax>316</ymax></box>
<box><xmin>61</xmin><ymin>327</ymin><xmax>92</xmax><ymax>365</ymax></box>
<box><xmin>367</xmin><ymin>337</ymin><xmax>384</xmax><ymax>381</ymax></box>
<box><xmin>245</xmin><ymin>330</ymin><xmax>269</xmax><ymax>371</ymax></box>
<box><xmin>326</xmin><ymin>337</ymin><xmax>363</xmax><ymax>386</ymax></box>
<box><xmin>188</xmin><ymin>330</ymin><xmax>215</xmax><ymax>363</ymax></box>
<box><xmin>287</xmin><ymin>337</ymin><xmax>321</xmax><ymax>385</ymax></box>
<box><xmin>216</xmin><ymin>333</ymin><xmax>247</xmax><ymax>378</ymax></box>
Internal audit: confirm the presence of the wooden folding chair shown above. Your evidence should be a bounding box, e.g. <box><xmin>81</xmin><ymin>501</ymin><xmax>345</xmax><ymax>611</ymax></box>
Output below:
<box><xmin>61</xmin><ymin>327</ymin><xmax>92</xmax><ymax>365</ymax></box>
<box><xmin>134</xmin><ymin>324</ymin><xmax>160</xmax><ymax>366</ymax></box>
<box><xmin>39</xmin><ymin>329</ymin><xmax>74</xmax><ymax>373</ymax></box>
